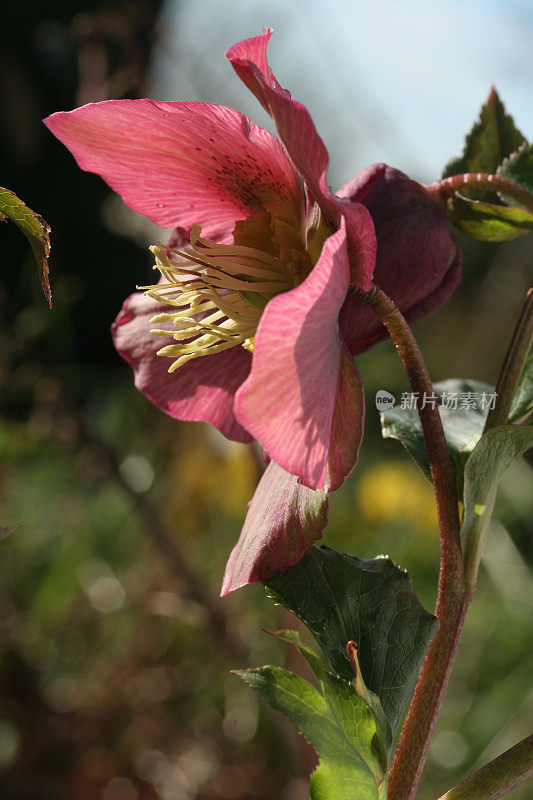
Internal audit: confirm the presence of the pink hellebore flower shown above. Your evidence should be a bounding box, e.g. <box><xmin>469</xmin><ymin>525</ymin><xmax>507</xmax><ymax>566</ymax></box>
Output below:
<box><xmin>45</xmin><ymin>29</ymin><xmax>461</xmax><ymax>593</ymax></box>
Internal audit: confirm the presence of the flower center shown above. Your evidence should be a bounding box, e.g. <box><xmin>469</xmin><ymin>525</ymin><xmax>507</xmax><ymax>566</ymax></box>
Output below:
<box><xmin>142</xmin><ymin>214</ymin><xmax>313</xmax><ymax>372</ymax></box>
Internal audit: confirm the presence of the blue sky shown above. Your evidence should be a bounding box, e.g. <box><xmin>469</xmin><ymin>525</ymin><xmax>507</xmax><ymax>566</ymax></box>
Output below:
<box><xmin>153</xmin><ymin>0</ymin><xmax>533</xmax><ymax>187</ymax></box>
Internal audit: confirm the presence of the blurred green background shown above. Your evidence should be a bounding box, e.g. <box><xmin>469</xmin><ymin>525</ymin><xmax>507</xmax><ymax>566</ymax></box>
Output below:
<box><xmin>1</xmin><ymin>2</ymin><xmax>531</xmax><ymax>799</ymax></box>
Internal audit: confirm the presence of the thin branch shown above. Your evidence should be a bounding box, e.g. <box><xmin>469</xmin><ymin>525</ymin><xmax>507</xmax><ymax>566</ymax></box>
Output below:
<box><xmin>436</xmin><ymin>735</ymin><xmax>533</xmax><ymax>800</ymax></box>
<box><xmin>456</xmin><ymin>285</ymin><xmax>533</xmax><ymax>595</ymax></box>
<box><xmin>484</xmin><ymin>286</ymin><xmax>533</xmax><ymax>432</ymax></box>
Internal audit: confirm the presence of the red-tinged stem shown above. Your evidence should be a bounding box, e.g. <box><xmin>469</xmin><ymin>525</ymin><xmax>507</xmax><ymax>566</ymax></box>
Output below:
<box><xmin>436</xmin><ymin>735</ymin><xmax>533</xmax><ymax>800</ymax></box>
<box><xmin>354</xmin><ymin>285</ymin><xmax>466</xmax><ymax>800</ymax></box>
<box><xmin>484</xmin><ymin>286</ymin><xmax>533</xmax><ymax>432</ymax></box>
<box><xmin>353</xmin><ymin>285</ymin><xmax>462</xmax><ymax>579</ymax></box>
<box><xmin>427</xmin><ymin>174</ymin><xmax>533</xmax><ymax>214</ymax></box>
<box><xmin>389</xmin><ymin>589</ymin><xmax>473</xmax><ymax>800</ymax></box>
<box><xmin>461</xmin><ymin>285</ymin><xmax>533</xmax><ymax>594</ymax></box>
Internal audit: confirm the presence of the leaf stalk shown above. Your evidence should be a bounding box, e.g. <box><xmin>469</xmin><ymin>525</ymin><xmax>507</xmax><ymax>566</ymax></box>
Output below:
<box><xmin>429</xmin><ymin>174</ymin><xmax>533</xmax><ymax>214</ymax></box>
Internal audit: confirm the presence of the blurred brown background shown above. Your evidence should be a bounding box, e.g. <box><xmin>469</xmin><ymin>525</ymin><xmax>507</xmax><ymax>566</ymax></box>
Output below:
<box><xmin>0</xmin><ymin>2</ymin><xmax>531</xmax><ymax>799</ymax></box>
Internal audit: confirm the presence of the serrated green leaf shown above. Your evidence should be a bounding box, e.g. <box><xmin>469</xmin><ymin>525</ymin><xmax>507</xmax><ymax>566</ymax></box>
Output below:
<box><xmin>499</xmin><ymin>142</ymin><xmax>533</xmax><ymax>204</ymax></box>
<box><xmin>381</xmin><ymin>376</ymin><xmax>533</xmax><ymax>494</ymax></box>
<box><xmin>346</xmin><ymin>641</ymin><xmax>390</xmax><ymax>759</ymax></box>
<box><xmin>0</xmin><ymin>186</ymin><xmax>51</xmax><ymax>306</ymax></box>
<box><xmin>446</xmin><ymin>193</ymin><xmax>533</xmax><ymax>241</ymax></box>
<box><xmin>509</xmin><ymin>355</ymin><xmax>533</xmax><ymax>423</ymax></box>
<box><xmin>381</xmin><ymin>379</ymin><xmax>495</xmax><ymax>493</ymax></box>
<box><xmin>265</xmin><ymin>629</ymin><xmax>388</xmax><ymax>774</ymax></box>
<box><xmin>265</xmin><ymin>546</ymin><xmax>438</xmax><ymax>751</ymax></box>
<box><xmin>320</xmin><ymin>671</ymin><xmax>386</xmax><ymax>782</ymax></box>
<box><xmin>461</xmin><ymin>425</ymin><xmax>533</xmax><ymax>583</ymax></box>
<box><xmin>265</xmin><ymin>629</ymin><xmax>327</xmax><ymax>681</ymax></box>
<box><xmin>443</xmin><ymin>88</ymin><xmax>526</xmax><ymax>179</ymax></box>
<box><xmin>237</xmin><ymin>666</ymin><xmax>381</xmax><ymax>800</ymax></box>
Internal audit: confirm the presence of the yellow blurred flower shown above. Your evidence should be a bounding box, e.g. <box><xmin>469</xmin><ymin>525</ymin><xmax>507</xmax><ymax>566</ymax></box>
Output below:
<box><xmin>165</xmin><ymin>428</ymin><xmax>258</xmax><ymax>524</ymax></box>
<box><xmin>357</xmin><ymin>461</ymin><xmax>437</xmax><ymax>532</ymax></box>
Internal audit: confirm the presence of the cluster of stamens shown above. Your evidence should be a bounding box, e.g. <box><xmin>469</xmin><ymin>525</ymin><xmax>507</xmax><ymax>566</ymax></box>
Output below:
<box><xmin>141</xmin><ymin>224</ymin><xmax>298</xmax><ymax>372</ymax></box>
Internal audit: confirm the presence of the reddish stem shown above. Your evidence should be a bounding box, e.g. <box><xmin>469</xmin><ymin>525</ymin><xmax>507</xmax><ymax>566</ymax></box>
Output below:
<box><xmin>354</xmin><ymin>285</ymin><xmax>466</xmax><ymax>800</ymax></box>
<box><xmin>390</xmin><ymin>589</ymin><xmax>473</xmax><ymax>800</ymax></box>
<box><xmin>428</xmin><ymin>174</ymin><xmax>533</xmax><ymax>214</ymax></box>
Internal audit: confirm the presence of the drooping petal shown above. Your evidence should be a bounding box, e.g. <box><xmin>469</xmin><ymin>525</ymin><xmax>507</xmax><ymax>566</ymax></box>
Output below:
<box><xmin>224</xmin><ymin>26</ymin><xmax>290</xmax><ymax>114</ymax></box>
<box><xmin>221</xmin><ymin>461</ymin><xmax>328</xmax><ymax>595</ymax></box>
<box><xmin>112</xmin><ymin>291</ymin><xmax>252</xmax><ymax>442</ymax></box>
<box><xmin>234</xmin><ymin>225</ymin><xmax>365</xmax><ymax>492</ymax></box>
<box><xmin>337</xmin><ymin>164</ymin><xmax>462</xmax><ymax>354</ymax></box>
<box><xmin>227</xmin><ymin>30</ymin><xmax>376</xmax><ymax>289</ymax></box>
<box><xmin>44</xmin><ymin>100</ymin><xmax>304</xmax><ymax>239</ymax></box>
<box><xmin>328</xmin><ymin>345</ymin><xmax>367</xmax><ymax>487</ymax></box>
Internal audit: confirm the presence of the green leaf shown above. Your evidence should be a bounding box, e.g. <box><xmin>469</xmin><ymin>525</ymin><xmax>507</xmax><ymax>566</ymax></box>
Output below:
<box><xmin>499</xmin><ymin>142</ymin><xmax>533</xmax><ymax>203</ymax></box>
<box><xmin>0</xmin><ymin>186</ymin><xmax>51</xmax><ymax>306</ymax></box>
<box><xmin>320</xmin><ymin>672</ymin><xmax>386</xmax><ymax>786</ymax></box>
<box><xmin>265</xmin><ymin>546</ymin><xmax>438</xmax><ymax>751</ymax></box>
<box><xmin>264</xmin><ymin>628</ymin><xmax>327</xmax><ymax>681</ymax></box>
<box><xmin>446</xmin><ymin>193</ymin><xmax>533</xmax><ymax>241</ymax></box>
<box><xmin>443</xmin><ymin>88</ymin><xmax>526</xmax><ymax>178</ymax></box>
<box><xmin>461</xmin><ymin>425</ymin><xmax>533</xmax><ymax>584</ymax></box>
<box><xmin>509</xmin><ymin>355</ymin><xmax>533</xmax><ymax>423</ymax></box>
<box><xmin>236</xmin><ymin>665</ymin><xmax>383</xmax><ymax>800</ymax></box>
<box><xmin>381</xmin><ymin>375</ymin><xmax>533</xmax><ymax>493</ymax></box>
<box><xmin>381</xmin><ymin>378</ymin><xmax>495</xmax><ymax>493</ymax></box>
<box><xmin>265</xmin><ymin>629</ymin><xmax>388</xmax><ymax>773</ymax></box>
<box><xmin>346</xmin><ymin>641</ymin><xmax>390</xmax><ymax>761</ymax></box>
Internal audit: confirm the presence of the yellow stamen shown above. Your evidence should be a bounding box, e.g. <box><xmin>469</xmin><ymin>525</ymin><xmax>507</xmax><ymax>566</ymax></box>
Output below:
<box><xmin>144</xmin><ymin>218</ymin><xmax>310</xmax><ymax>372</ymax></box>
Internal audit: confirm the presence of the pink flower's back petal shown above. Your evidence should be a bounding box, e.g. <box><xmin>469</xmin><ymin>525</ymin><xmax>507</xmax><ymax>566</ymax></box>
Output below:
<box><xmin>112</xmin><ymin>291</ymin><xmax>252</xmax><ymax>442</ymax></box>
<box><xmin>335</xmin><ymin>201</ymin><xmax>377</xmax><ymax>289</ymax></box>
<box><xmin>227</xmin><ymin>31</ymin><xmax>376</xmax><ymax>289</ymax></box>
<box><xmin>338</xmin><ymin>164</ymin><xmax>462</xmax><ymax>353</ymax></box>
<box><xmin>328</xmin><ymin>345</ymin><xmax>366</xmax><ymax>487</ymax></box>
<box><xmin>221</xmin><ymin>461</ymin><xmax>328</xmax><ymax>594</ymax></box>
<box><xmin>234</xmin><ymin>226</ymin><xmax>364</xmax><ymax>492</ymax></box>
<box><xmin>226</xmin><ymin>27</ymin><xmax>289</xmax><ymax>113</ymax></box>
<box><xmin>44</xmin><ymin>99</ymin><xmax>303</xmax><ymax>238</ymax></box>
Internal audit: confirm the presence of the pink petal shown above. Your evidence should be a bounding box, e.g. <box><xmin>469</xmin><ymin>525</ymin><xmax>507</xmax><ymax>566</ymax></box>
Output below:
<box><xmin>328</xmin><ymin>344</ymin><xmax>367</xmax><ymax>488</ymax></box>
<box><xmin>112</xmin><ymin>291</ymin><xmax>252</xmax><ymax>443</ymax></box>
<box><xmin>338</xmin><ymin>164</ymin><xmax>462</xmax><ymax>354</ymax></box>
<box><xmin>221</xmin><ymin>461</ymin><xmax>328</xmax><ymax>595</ymax></box>
<box><xmin>234</xmin><ymin>226</ymin><xmax>365</xmax><ymax>492</ymax></box>
<box><xmin>44</xmin><ymin>99</ymin><xmax>303</xmax><ymax>239</ymax></box>
<box><xmin>227</xmin><ymin>31</ymin><xmax>376</xmax><ymax>289</ymax></box>
<box><xmin>224</xmin><ymin>27</ymin><xmax>290</xmax><ymax>114</ymax></box>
